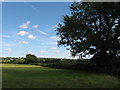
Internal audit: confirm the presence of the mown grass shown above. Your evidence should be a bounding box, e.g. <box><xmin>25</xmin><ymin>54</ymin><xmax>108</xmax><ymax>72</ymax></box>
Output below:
<box><xmin>2</xmin><ymin>64</ymin><xmax>120</xmax><ymax>88</ymax></box>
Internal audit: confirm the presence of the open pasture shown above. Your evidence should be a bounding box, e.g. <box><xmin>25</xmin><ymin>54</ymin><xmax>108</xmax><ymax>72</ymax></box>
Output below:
<box><xmin>2</xmin><ymin>64</ymin><xmax>119</xmax><ymax>88</ymax></box>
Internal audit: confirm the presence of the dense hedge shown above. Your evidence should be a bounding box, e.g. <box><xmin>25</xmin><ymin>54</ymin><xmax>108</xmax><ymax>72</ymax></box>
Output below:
<box><xmin>1</xmin><ymin>57</ymin><xmax>120</xmax><ymax>75</ymax></box>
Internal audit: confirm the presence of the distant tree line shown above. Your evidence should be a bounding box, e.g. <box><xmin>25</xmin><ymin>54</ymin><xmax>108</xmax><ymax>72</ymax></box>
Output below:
<box><xmin>1</xmin><ymin>54</ymin><xmax>80</xmax><ymax>64</ymax></box>
<box><xmin>1</xmin><ymin>54</ymin><xmax>120</xmax><ymax>75</ymax></box>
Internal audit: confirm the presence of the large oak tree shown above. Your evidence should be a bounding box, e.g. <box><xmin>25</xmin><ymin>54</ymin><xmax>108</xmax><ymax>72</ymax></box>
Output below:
<box><xmin>56</xmin><ymin>2</ymin><xmax>120</xmax><ymax>69</ymax></box>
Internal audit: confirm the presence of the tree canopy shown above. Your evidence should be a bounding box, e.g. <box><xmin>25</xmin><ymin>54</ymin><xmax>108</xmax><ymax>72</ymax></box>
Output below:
<box><xmin>56</xmin><ymin>2</ymin><xmax>120</xmax><ymax>68</ymax></box>
<box><xmin>25</xmin><ymin>54</ymin><xmax>38</xmax><ymax>63</ymax></box>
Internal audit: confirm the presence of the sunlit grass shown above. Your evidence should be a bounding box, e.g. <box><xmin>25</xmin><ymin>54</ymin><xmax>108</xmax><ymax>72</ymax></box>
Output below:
<box><xmin>2</xmin><ymin>64</ymin><xmax>119</xmax><ymax>88</ymax></box>
<box><xmin>1</xmin><ymin>64</ymin><xmax>41</xmax><ymax>67</ymax></box>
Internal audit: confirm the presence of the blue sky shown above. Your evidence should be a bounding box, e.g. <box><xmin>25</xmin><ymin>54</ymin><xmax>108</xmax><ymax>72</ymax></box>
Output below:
<box><xmin>1</xmin><ymin>2</ymin><xmax>78</xmax><ymax>58</ymax></box>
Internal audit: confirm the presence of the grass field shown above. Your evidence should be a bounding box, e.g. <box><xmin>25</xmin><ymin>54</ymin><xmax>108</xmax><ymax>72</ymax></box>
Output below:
<box><xmin>2</xmin><ymin>64</ymin><xmax>120</xmax><ymax>88</ymax></box>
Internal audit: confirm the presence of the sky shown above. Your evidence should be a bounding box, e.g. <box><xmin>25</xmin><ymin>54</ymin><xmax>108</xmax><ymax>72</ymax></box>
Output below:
<box><xmin>1</xmin><ymin>2</ymin><xmax>78</xmax><ymax>58</ymax></box>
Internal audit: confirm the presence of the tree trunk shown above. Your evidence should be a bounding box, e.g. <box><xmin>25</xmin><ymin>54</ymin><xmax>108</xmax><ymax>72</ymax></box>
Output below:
<box><xmin>90</xmin><ymin>48</ymin><xmax>113</xmax><ymax>72</ymax></box>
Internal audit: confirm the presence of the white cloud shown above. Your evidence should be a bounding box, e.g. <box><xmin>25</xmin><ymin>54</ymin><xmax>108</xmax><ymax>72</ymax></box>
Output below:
<box><xmin>19</xmin><ymin>41</ymin><xmax>29</xmax><ymax>44</ymax></box>
<box><xmin>0</xmin><ymin>35</ymin><xmax>21</xmax><ymax>39</ymax></box>
<box><xmin>0</xmin><ymin>35</ymin><xmax>11</xmax><ymax>38</ymax></box>
<box><xmin>55</xmin><ymin>50</ymin><xmax>60</xmax><ymax>53</ymax></box>
<box><xmin>17</xmin><ymin>31</ymin><xmax>29</xmax><ymax>36</ymax></box>
<box><xmin>50</xmin><ymin>36</ymin><xmax>60</xmax><ymax>40</ymax></box>
<box><xmin>19</xmin><ymin>21</ymin><xmax>31</xmax><ymax>29</ymax></box>
<box><xmin>50</xmin><ymin>47</ymin><xmax>60</xmax><ymax>53</ymax></box>
<box><xmin>33</xmin><ymin>25</ymin><xmax>39</xmax><ymax>28</ymax></box>
<box><xmin>20</xmin><ymin>24</ymin><xmax>28</xmax><ymax>29</ymax></box>
<box><xmin>50</xmin><ymin>47</ymin><xmax>57</xmax><ymax>50</ymax></box>
<box><xmin>6</xmin><ymin>48</ymin><xmax>12</xmax><ymax>51</ymax></box>
<box><xmin>26</xmin><ymin>21</ymin><xmax>31</xmax><ymax>24</ymax></box>
<box><xmin>48</xmin><ymin>42</ymin><xmax>57</xmax><ymax>45</ymax></box>
<box><xmin>36</xmin><ymin>30</ymin><xmax>48</xmax><ymax>35</ymax></box>
<box><xmin>27</xmin><ymin>34</ymin><xmax>36</xmax><ymax>39</ymax></box>
<box><xmin>39</xmin><ymin>51</ymin><xmax>48</xmax><ymax>53</ymax></box>
<box><xmin>52</xmin><ymin>25</ymin><xmax>58</xmax><ymax>28</ymax></box>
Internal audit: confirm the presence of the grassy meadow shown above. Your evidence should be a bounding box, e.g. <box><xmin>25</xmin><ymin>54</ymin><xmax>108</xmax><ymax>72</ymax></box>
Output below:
<box><xmin>2</xmin><ymin>64</ymin><xmax>120</xmax><ymax>88</ymax></box>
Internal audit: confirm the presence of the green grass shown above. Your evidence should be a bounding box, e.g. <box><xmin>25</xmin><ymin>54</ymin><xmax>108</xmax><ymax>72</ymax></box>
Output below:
<box><xmin>2</xmin><ymin>64</ymin><xmax>120</xmax><ymax>88</ymax></box>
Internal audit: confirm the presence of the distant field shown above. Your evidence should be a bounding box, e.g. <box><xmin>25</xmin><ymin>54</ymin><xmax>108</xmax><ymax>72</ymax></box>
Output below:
<box><xmin>2</xmin><ymin>64</ymin><xmax>120</xmax><ymax>88</ymax></box>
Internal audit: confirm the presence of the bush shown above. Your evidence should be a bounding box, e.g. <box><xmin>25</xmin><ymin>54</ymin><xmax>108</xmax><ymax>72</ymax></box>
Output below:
<box><xmin>12</xmin><ymin>59</ymin><xmax>26</xmax><ymax>64</ymax></box>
